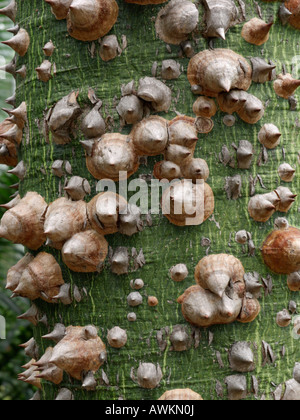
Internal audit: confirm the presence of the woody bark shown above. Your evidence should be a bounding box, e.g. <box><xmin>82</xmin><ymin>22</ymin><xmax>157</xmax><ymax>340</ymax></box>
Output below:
<box><xmin>2</xmin><ymin>0</ymin><xmax>300</xmax><ymax>400</ymax></box>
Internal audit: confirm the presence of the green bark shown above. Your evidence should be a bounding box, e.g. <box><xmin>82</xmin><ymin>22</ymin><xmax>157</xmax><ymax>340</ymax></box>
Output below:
<box><xmin>10</xmin><ymin>0</ymin><xmax>300</xmax><ymax>399</ymax></box>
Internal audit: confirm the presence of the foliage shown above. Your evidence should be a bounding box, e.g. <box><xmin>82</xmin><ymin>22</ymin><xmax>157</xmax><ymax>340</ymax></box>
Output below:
<box><xmin>0</xmin><ymin>165</ymin><xmax>32</xmax><ymax>401</ymax></box>
<box><xmin>0</xmin><ymin>1</ymin><xmax>31</xmax><ymax>400</ymax></box>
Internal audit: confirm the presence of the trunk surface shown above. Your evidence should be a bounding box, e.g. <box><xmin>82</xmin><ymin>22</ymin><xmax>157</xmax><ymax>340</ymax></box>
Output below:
<box><xmin>8</xmin><ymin>0</ymin><xmax>300</xmax><ymax>399</ymax></box>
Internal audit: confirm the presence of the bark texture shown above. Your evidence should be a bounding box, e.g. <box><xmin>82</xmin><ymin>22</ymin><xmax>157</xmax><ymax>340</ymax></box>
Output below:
<box><xmin>11</xmin><ymin>0</ymin><xmax>300</xmax><ymax>399</ymax></box>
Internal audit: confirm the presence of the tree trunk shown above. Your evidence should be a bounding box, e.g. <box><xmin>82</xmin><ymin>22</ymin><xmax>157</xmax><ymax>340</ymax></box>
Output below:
<box><xmin>2</xmin><ymin>0</ymin><xmax>300</xmax><ymax>400</ymax></box>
